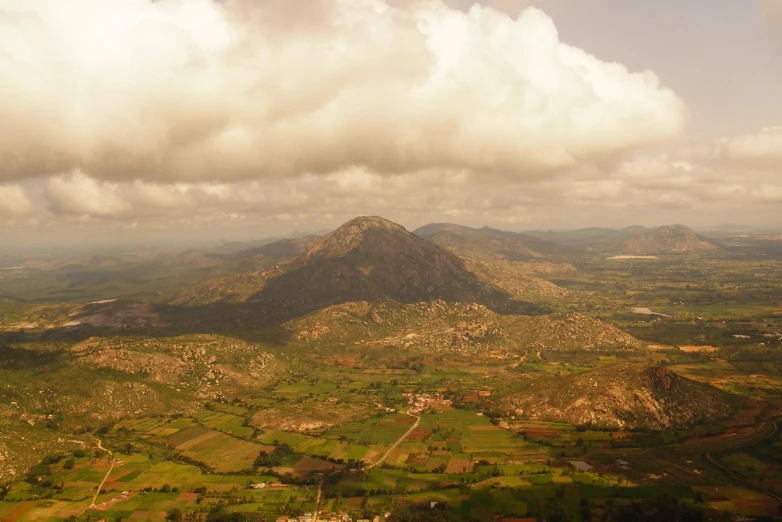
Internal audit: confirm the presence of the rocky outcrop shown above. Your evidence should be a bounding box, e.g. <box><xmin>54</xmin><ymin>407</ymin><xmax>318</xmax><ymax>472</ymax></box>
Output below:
<box><xmin>500</xmin><ymin>313</ymin><xmax>642</xmax><ymax>352</ymax></box>
<box><xmin>505</xmin><ymin>364</ymin><xmax>733</xmax><ymax>430</ymax></box>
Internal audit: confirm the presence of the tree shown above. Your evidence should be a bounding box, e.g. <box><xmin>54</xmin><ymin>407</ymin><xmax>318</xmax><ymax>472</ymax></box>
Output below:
<box><xmin>166</xmin><ymin>508</ymin><xmax>184</xmax><ymax>521</ymax></box>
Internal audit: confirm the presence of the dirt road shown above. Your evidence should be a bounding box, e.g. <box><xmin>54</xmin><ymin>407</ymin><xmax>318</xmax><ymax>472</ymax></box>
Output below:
<box><xmin>79</xmin><ymin>437</ymin><xmax>115</xmax><ymax>517</ymax></box>
<box><xmin>367</xmin><ymin>412</ymin><xmax>421</xmax><ymax>469</ymax></box>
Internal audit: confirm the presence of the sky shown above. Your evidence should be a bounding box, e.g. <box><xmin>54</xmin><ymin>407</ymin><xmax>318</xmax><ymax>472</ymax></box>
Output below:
<box><xmin>0</xmin><ymin>0</ymin><xmax>781</xmax><ymax>247</ymax></box>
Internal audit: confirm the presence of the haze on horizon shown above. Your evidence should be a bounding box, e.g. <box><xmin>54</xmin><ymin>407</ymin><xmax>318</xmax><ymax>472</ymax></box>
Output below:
<box><xmin>1</xmin><ymin>0</ymin><xmax>781</xmax><ymax>247</ymax></box>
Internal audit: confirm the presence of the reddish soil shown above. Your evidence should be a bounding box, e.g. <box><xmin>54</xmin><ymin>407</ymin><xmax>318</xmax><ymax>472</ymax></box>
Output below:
<box><xmin>526</xmin><ymin>429</ymin><xmax>559</xmax><ymax>437</ymax></box>
<box><xmin>4</xmin><ymin>502</ymin><xmax>35</xmax><ymax>522</ymax></box>
<box><xmin>732</xmin><ymin>498</ymin><xmax>780</xmax><ymax>515</ymax></box>
<box><xmin>406</xmin><ymin>430</ymin><xmax>432</xmax><ymax>441</ymax></box>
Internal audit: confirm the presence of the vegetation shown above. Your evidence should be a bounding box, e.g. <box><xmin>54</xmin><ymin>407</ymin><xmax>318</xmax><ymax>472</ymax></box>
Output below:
<box><xmin>1</xmin><ymin>218</ymin><xmax>782</xmax><ymax>520</ymax></box>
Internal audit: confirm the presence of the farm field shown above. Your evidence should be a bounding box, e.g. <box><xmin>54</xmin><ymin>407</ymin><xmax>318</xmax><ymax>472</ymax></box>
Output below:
<box><xmin>3</xmin><ymin>231</ymin><xmax>782</xmax><ymax>521</ymax></box>
<box><xmin>5</xmin><ymin>353</ymin><xmax>782</xmax><ymax>521</ymax></box>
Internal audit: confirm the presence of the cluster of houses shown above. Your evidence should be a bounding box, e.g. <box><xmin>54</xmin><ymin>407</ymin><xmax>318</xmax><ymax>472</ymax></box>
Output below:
<box><xmin>277</xmin><ymin>512</ymin><xmax>391</xmax><ymax>522</ymax></box>
<box><xmin>249</xmin><ymin>482</ymin><xmax>290</xmax><ymax>489</ymax></box>
<box><xmin>403</xmin><ymin>392</ymin><xmax>452</xmax><ymax>414</ymax></box>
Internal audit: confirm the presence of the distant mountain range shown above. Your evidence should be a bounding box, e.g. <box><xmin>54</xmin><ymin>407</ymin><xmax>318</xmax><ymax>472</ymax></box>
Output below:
<box><xmin>522</xmin><ymin>226</ymin><xmax>650</xmax><ymax>246</ymax></box>
<box><xmin>414</xmin><ymin>223</ymin><xmax>562</xmax><ymax>258</ymax></box>
<box><xmin>613</xmin><ymin>224</ymin><xmax>720</xmax><ymax>254</ymax></box>
<box><xmin>418</xmin><ymin>222</ymin><xmax>721</xmax><ymax>254</ymax></box>
<box><xmin>4</xmin><ymin>214</ymin><xmax>740</xmax><ymax>438</ymax></box>
<box><xmin>174</xmin><ymin>216</ymin><xmax>545</xmax><ymax>323</ymax></box>
<box><xmin>174</xmin><ymin>219</ymin><xmax>726</xmax><ymax>318</ymax></box>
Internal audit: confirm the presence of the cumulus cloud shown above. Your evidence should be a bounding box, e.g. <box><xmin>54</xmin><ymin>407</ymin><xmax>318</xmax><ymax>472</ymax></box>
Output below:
<box><xmin>0</xmin><ymin>184</ymin><xmax>32</xmax><ymax>217</ymax></box>
<box><xmin>721</xmin><ymin>126</ymin><xmax>782</xmax><ymax>165</ymax></box>
<box><xmin>46</xmin><ymin>171</ymin><xmax>132</xmax><ymax>217</ymax></box>
<box><xmin>388</xmin><ymin>0</ymin><xmax>593</xmax><ymax>18</ymax></box>
<box><xmin>0</xmin><ymin>0</ymin><xmax>684</xmax><ymax>184</ymax></box>
<box><xmin>32</xmin><ymin>131</ymin><xmax>781</xmax><ymax>228</ymax></box>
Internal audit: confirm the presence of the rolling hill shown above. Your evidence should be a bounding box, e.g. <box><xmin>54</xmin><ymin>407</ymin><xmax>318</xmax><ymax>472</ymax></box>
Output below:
<box><xmin>415</xmin><ymin>223</ymin><xmax>562</xmax><ymax>256</ymax></box>
<box><xmin>505</xmin><ymin>364</ymin><xmax>733</xmax><ymax>430</ymax></box>
<box><xmin>232</xmin><ymin>236</ymin><xmax>320</xmax><ymax>260</ymax></box>
<box><xmin>523</xmin><ymin>226</ymin><xmax>648</xmax><ymax>247</ymax></box>
<box><xmin>614</xmin><ymin>225</ymin><xmax>720</xmax><ymax>254</ymax></box>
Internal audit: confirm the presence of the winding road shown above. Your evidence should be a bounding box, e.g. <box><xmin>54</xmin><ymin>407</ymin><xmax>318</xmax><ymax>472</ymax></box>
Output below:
<box><xmin>705</xmin><ymin>422</ymin><xmax>781</xmax><ymax>502</ymax></box>
<box><xmin>312</xmin><ymin>411</ymin><xmax>421</xmax><ymax>521</ymax></box>
<box><xmin>78</xmin><ymin>437</ymin><xmax>115</xmax><ymax>517</ymax></box>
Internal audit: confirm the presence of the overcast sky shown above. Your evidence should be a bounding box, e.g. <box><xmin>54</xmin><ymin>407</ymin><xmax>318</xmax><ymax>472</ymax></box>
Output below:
<box><xmin>1</xmin><ymin>0</ymin><xmax>781</xmax><ymax>247</ymax></box>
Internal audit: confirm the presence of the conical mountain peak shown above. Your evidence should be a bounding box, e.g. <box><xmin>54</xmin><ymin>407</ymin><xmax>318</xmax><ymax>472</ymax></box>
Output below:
<box><xmin>298</xmin><ymin>216</ymin><xmax>413</xmax><ymax>261</ymax></box>
<box><xmin>251</xmin><ymin>216</ymin><xmax>535</xmax><ymax>322</ymax></box>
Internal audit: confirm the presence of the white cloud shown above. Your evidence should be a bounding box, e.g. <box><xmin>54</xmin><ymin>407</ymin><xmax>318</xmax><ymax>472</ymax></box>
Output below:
<box><xmin>0</xmin><ymin>184</ymin><xmax>32</xmax><ymax>217</ymax></box>
<box><xmin>23</xmin><ymin>123</ymin><xmax>782</xmax><ymax>232</ymax></box>
<box><xmin>46</xmin><ymin>171</ymin><xmax>131</xmax><ymax>217</ymax></box>
<box><xmin>388</xmin><ymin>0</ymin><xmax>593</xmax><ymax>18</ymax></box>
<box><xmin>0</xmin><ymin>0</ymin><xmax>685</xmax><ymax>184</ymax></box>
<box><xmin>722</xmin><ymin>126</ymin><xmax>782</xmax><ymax>165</ymax></box>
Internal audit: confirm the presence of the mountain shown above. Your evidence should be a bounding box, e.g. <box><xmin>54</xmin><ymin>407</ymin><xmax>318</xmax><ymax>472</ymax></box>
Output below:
<box><xmin>414</xmin><ymin>223</ymin><xmax>478</xmax><ymax>237</ymax></box>
<box><xmin>281</xmin><ymin>302</ymin><xmax>635</xmax><ymax>363</ymax></box>
<box><xmin>523</xmin><ymin>226</ymin><xmax>649</xmax><ymax>247</ymax></box>
<box><xmin>425</xmin><ymin>231</ymin><xmax>544</xmax><ymax>262</ymax></box>
<box><xmin>614</xmin><ymin>225</ymin><xmax>720</xmax><ymax>254</ymax></box>
<box><xmin>249</xmin><ymin>216</ymin><xmax>539</xmax><ymax>323</ymax></box>
<box><xmin>499</xmin><ymin>312</ymin><xmax>642</xmax><ymax>352</ymax></box>
<box><xmin>505</xmin><ymin>364</ymin><xmax>733</xmax><ymax>430</ymax></box>
<box><xmin>412</xmin><ymin>224</ymin><xmax>572</xmax><ymax>303</ymax></box>
<box><xmin>414</xmin><ymin>223</ymin><xmax>562</xmax><ymax>257</ymax></box>
<box><xmin>234</xmin><ymin>236</ymin><xmax>320</xmax><ymax>260</ymax></box>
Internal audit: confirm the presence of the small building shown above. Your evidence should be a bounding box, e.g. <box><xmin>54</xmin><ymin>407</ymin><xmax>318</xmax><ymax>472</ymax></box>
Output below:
<box><xmin>568</xmin><ymin>460</ymin><xmax>593</xmax><ymax>472</ymax></box>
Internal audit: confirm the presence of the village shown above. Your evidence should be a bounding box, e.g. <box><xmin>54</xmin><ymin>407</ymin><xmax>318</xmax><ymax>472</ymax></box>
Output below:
<box><xmin>276</xmin><ymin>511</ymin><xmax>392</xmax><ymax>522</ymax></box>
<box><xmin>402</xmin><ymin>392</ymin><xmax>452</xmax><ymax>415</ymax></box>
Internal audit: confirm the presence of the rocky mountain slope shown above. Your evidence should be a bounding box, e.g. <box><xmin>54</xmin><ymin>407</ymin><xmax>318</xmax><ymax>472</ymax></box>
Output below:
<box><xmin>614</xmin><ymin>225</ymin><xmax>720</xmax><ymax>254</ymax></box>
<box><xmin>171</xmin><ymin>266</ymin><xmax>284</xmax><ymax>306</ymax></box>
<box><xmin>419</xmin><ymin>231</ymin><xmax>575</xmax><ymax>303</ymax></box>
<box><xmin>282</xmin><ymin>301</ymin><xmax>644</xmax><ymax>367</ymax></box>
<box><xmin>70</xmin><ymin>334</ymin><xmax>287</xmax><ymax>399</ymax></box>
<box><xmin>499</xmin><ymin>312</ymin><xmax>642</xmax><ymax>352</ymax></box>
<box><xmin>248</xmin><ymin>217</ymin><xmax>535</xmax><ymax>323</ymax></box>
<box><xmin>425</xmin><ymin>231</ymin><xmax>546</xmax><ymax>262</ymax></box>
<box><xmin>505</xmin><ymin>364</ymin><xmax>733</xmax><ymax>430</ymax></box>
<box><xmin>233</xmin><ymin>236</ymin><xmax>320</xmax><ymax>260</ymax></box>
